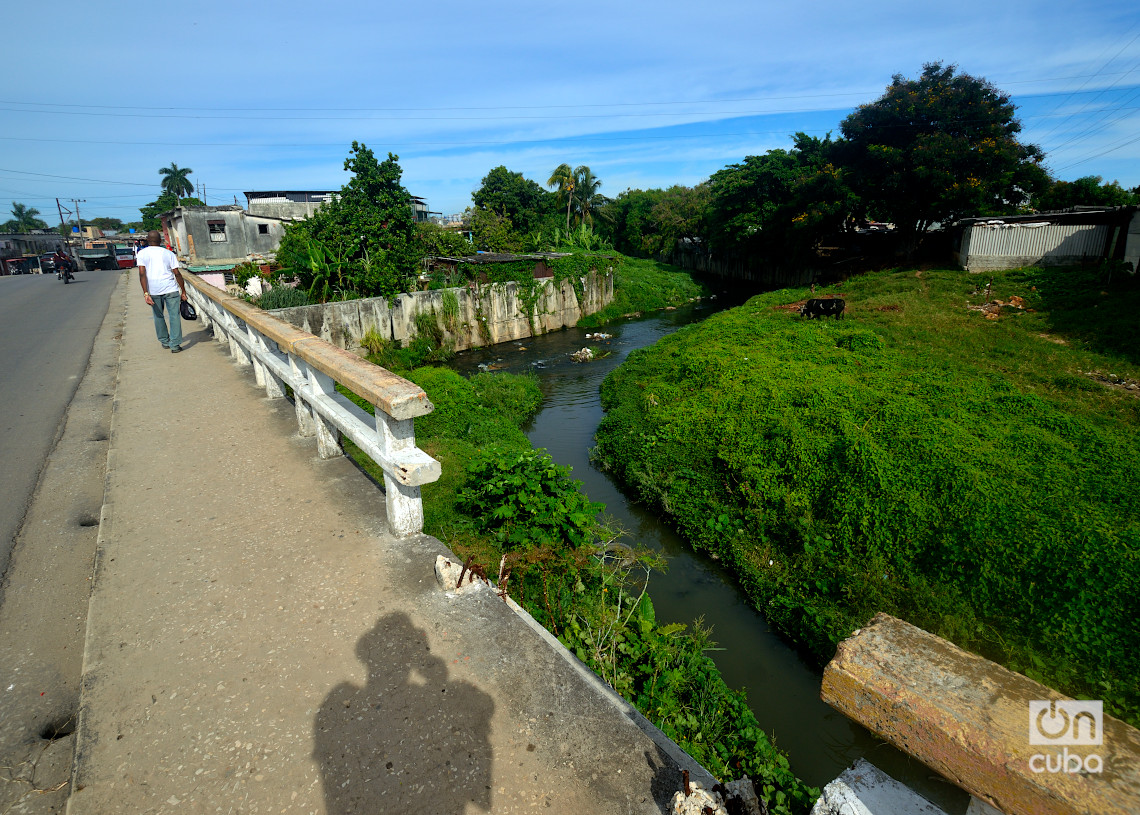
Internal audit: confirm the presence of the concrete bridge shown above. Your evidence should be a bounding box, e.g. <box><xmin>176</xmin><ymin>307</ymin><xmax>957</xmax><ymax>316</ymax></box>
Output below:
<box><xmin>1</xmin><ymin>272</ymin><xmax>712</xmax><ymax>814</ymax></box>
<box><xmin>1</xmin><ymin>270</ymin><xmax>1137</xmax><ymax>814</ymax></box>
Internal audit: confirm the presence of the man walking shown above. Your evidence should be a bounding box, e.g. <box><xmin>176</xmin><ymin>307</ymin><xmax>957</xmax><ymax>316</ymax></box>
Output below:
<box><xmin>137</xmin><ymin>230</ymin><xmax>189</xmax><ymax>353</ymax></box>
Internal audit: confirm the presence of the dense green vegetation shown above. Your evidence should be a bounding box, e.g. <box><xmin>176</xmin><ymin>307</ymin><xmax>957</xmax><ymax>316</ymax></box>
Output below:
<box><xmin>275</xmin><ymin>142</ymin><xmax>419</xmax><ymax>300</ymax></box>
<box><xmin>596</xmin><ymin>64</ymin><xmax>1138</xmax><ymax>269</ymax></box>
<box><xmin>580</xmin><ymin>255</ymin><xmax>708</xmax><ymax>328</ymax></box>
<box><xmin>340</xmin><ymin>362</ymin><xmax>818</xmax><ymax>813</ymax></box>
<box><xmin>593</xmin><ymin>263</ymin><xmax>1140</xmax><ymax>724</ymax></box>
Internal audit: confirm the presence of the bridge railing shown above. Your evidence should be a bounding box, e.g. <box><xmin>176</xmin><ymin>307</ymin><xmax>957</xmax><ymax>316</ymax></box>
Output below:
<box><xmin>183</xmin><ymin>273</ymin><xmax>440</xmax><ymax>537</ymax></box>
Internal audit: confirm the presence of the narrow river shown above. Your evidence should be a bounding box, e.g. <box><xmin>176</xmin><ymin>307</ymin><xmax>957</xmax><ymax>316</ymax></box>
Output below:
<box><xmin>448</xmin><ymin>296</ymin><xmax>967</xmax><ymax>811</ymax></box>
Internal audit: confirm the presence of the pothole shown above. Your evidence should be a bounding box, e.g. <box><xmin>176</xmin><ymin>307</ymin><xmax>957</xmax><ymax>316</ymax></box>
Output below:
<box><xmin>40</xmin><ymin>715</ymin><xmax>77</xmax><ymax>742</ymax></box>
<box><xmin>90</xmin><ymin>432</ymin><xmax>108</xmax><ymax>442</ymax></box>
<box><xmin>77</xmin><ymin>515</ymin><xmax>100</xmax><ymax>528</ymax></box>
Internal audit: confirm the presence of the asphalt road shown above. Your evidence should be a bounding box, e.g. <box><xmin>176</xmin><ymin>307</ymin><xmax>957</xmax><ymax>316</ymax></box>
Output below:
<box><xmin>0</xmin><ymin>269</ymin><xmax>121</xmax><ymax>585</ymax></box>
<box><xmin>0</xmin><ymin>268</ymin><xmax>125</xmax><ymax>813</ymax></box>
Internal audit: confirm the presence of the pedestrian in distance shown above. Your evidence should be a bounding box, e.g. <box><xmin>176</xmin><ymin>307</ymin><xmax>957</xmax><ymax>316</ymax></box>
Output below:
<box><xmin>137</xmin><ymin>230</ymin><xmax>189</xmax><ymax>353</ymax></box>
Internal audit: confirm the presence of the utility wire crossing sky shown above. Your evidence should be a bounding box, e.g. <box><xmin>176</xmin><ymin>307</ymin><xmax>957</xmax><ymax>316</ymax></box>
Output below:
<box><xmin>4</xmin><ymin>0</ymin><xmax>1139</xmax><ymax>222</ymax></box>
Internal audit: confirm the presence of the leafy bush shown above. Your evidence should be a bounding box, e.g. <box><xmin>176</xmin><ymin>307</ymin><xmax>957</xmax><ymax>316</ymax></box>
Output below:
<box><xmin>255</xmin><ymin>285</ymin><xmax>311</xmax><ymax>310</ymax></box>
<box><xmin>594</xmin><ymin>265</ymin><xmax>1140</xmax><ymax>723</ymax></box>
<box><xmin>457</xmin><ymin>447</ymin><xmax>605</xmax><ymax>550</ymax></box>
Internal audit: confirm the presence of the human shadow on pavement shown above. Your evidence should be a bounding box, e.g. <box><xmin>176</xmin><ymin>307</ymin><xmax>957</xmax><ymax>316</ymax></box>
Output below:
<box><xmin>314</xmin><ymin>612</ymin><xmax>494</xmax><ymax>814</ymax></box>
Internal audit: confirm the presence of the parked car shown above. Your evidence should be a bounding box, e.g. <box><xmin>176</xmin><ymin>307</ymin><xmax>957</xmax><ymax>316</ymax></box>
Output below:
<box><xmin>39</xmin><ymin>254</ymin><xmax>58</xmax><ymax>274</ymax></box>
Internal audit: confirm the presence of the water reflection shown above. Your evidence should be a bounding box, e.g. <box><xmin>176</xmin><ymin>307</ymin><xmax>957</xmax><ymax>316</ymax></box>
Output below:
<box><xmin>448</xmin><ymin>300</ymin><xmax>968</xmax><ymax>811</ymax></box>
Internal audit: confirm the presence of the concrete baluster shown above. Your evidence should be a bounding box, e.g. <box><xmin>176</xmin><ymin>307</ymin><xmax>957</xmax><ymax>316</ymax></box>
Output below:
<box><xmin>247</xmin><ymin>326</ymin><xmax>268</xmax><ymax>388</ymax></box>
<box><xmin>229</xmin><ymin>318</ymin><xmax>252</xmax><ymax>367</ymax></box>
<box><xmin>289</xmin><ymin>353</ymin><xmax>317</xmax><ymax>437</ymax></box>
<box><xmin>376</xmin><ymin>411</ymin><xmax>423</xmax><ymax>537</ymax></box>
<box><xmin>307</xmin><ymin>365</ymin><xmax>342</xmax><ymax>459</ymax></box>
<box><xmin>213</xmin><ymin>306</ymin><xmax>230</xmax><ymax>347</ymax></box>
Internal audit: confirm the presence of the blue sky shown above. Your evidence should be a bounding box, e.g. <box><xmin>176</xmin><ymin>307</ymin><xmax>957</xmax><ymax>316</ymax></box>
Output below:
<box><xmin>3</xmin><ymin>0</ymin><xmax>1139</xmax><ymax>225</ymax></box>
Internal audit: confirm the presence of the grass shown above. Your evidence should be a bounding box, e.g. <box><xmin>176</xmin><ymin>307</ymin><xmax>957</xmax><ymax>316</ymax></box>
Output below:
<box><xmin>580</xmin><ymin>255</ymin><xmax>709</xmax><ymax>328</ymax></box>
<box><xmin>593</xmin><ymin>262</ymin><xmax>1140</xmax><ymax>724</ymax></box>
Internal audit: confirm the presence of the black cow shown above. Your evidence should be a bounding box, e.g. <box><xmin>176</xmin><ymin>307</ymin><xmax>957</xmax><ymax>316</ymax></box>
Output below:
<box><xmin>799</xmin><ymin>298</ymin><xmax>845</xmax><ymax>319</ymax></box>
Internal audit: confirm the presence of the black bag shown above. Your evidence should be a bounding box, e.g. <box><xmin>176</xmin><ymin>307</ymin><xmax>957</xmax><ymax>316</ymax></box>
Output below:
<box><xmin>180</xmin><ymin>300</ymin><xmax>198</xmax><ymax>321</ymax></box>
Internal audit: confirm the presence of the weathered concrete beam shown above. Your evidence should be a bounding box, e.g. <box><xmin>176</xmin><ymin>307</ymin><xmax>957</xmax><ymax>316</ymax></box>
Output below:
<box><xmin>292</xmin><ymin>338</ymin><xmax>434</xmax><ymax>421</ymax></box>
<box><xmin>821</xmin><ymin>613</ymin><xmax>1140</xmax><ymax>815</ymax></box>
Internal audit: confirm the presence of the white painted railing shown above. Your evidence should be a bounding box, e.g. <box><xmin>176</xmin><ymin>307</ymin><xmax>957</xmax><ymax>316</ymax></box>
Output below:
<box><xmin>183</xmin><ymin>273</ymin><xmax>440</xmax><ymax>537</ymax></box>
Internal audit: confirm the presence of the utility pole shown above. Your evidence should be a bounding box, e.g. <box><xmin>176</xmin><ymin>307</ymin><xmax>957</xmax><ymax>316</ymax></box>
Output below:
<box><xmin>71</xmin><ymin>199</ymin><xmax>86</xmax><ymax>267</ymax></box>
<box><xmin>71</xmin><ymin>199</ymin><xmax>86</xmax><ymax>240</ymax></box>
<box><xmin>202</xmin><ymin>185</ymin><xmax>206</xmax><ymax>206</ymax></box>
<box><xmin>55</xmin><ymin>198</ymin><xmax>76</xmax><ymax>267</ymax></box>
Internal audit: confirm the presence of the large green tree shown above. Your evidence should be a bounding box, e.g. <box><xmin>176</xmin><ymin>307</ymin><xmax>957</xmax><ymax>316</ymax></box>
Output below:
<box><xmin>159</xmin><ymin>163</ymin><xmax>195</xmax><ymax>202</ymax></box>
<box><xmin>839</xmin><ymin>62</ymin><xmax>1046</xmax><ymax>254</ymax></box>
<box><xmin>602</xmin><ymin>185</ymin><xmax>710</xmax><ymax>259</ymax></box>
<box><xmin>4</xmin><ymin>202</ymin><xmax>49</xmax><ymax>233</ymax></box>
<box><xmin>139</xmin><ymin>191</ymin><xmax>203</xmax><ymax>231</ymax></box>
<box><xmin>1034</xmin><ymin>175</ymin><xmax>1139</xmax><ymax>211</ymax></box>
<box><xmin>276</xmin><ymin>142</ymin><xmax>417</xmax><ymax>299</ymax></box>
<box><xmin>89</xmin><ymin>216</ymin><xmax>124</xmax><ymax>231</ymax></box>
<box><xmin>471</xmin><ymin>166</ymin><xmax>554</xmax><ymax>236</ymax></box>
<box><xmin>708</xmin><ymin>133</ymin><xmax>855</xmax><ymax>264</ymax></box>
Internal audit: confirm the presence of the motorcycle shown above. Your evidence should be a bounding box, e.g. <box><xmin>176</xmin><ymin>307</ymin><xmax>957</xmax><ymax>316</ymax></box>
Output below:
<box><xmin>61</xmin><ymin>262</ymin><xmax>74</xmax><ymax>284</ymax></box>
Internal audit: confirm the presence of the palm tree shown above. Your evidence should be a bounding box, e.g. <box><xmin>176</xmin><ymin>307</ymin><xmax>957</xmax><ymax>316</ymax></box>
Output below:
<box><xmin>8</xmin><ymin>202</ymin><xmax>48</xmax><ymax>233</ymax></box>
<box><xmin>159</xmin><ymin>163</ymin><xmax>195</xmax><ymax>204</ymax></box>
<box><xmin>571</xmin><ymin>166</ymin><xmax>604</xmax><ymax>227</ymax></box>
<box><xmin>547</xmin><ymin>163</ymin><xmax>575</xmax><ymax>232</ymax></box>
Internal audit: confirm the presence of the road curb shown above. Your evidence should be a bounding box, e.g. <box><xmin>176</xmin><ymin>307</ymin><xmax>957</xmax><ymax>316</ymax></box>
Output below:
<box><xmin>67</xmin><ymin>274</ymin><xmax>129</xmax><ymax>809</ymax></box>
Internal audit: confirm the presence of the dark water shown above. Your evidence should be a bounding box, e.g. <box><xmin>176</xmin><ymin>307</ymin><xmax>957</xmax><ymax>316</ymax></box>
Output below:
<box><xmin>448</xmin><ymin>299</ymin><xmax>967</xmax><ymax>811</ymax></box>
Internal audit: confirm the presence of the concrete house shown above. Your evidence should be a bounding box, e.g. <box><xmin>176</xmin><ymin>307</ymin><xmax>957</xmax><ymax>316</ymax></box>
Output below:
<box><xmin>161</xmin><ymin>205</ymin><xmax>287</xmax><ymax>267</ymax></box>
<box><xmin>243</xmin><ymin>190</ymin><xmax>437</xmax><ymax>223</ymax></box>
<box><xmin>244</xmin><ymin>191</ymin><xmax>336</xmax><ymax>220</ymax></box>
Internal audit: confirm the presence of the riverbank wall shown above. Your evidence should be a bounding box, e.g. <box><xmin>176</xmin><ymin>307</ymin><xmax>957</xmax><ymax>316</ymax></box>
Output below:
<box><xmin>269</xmin><ymin>271</ymin><xmax>613</xmax><ymax>354</ymax></box>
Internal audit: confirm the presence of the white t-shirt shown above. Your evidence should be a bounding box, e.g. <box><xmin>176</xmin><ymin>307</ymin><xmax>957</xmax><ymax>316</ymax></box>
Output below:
<box><xmin>137</xmin><ymin>246</ymin><xmax>181</xmax><ymax>296</ymax></box>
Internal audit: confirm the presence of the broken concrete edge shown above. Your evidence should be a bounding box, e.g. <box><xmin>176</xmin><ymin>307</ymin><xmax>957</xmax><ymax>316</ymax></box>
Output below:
<box><xmin>183</xmin><ymin>273</ymin><xmax>433</xmax><ymax>421</ymax></box>
<box><xmin>432</xmin><ymin>554</ymin><xmax>719</xmax><ymax>791</ymax></box>
<box><xmin>67</xmin><ymin>276</ymin><xmax>130</xmax><ymax>810</ymax></box>
<box><xmin>821</xmin><ymin>613</ymin><xmax>1140</xmax><ymax>815</ymax></box>
<box><xmin>810</xmin><ymin>759</ymin><xmax>950</xmax><ymax>815</ymax></box>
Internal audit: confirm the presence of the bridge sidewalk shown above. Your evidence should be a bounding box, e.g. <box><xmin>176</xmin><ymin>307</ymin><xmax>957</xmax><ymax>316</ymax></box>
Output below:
<box><xmin>68</xmin><ymin>280</ymin><xmax>704</xmax><ymax>814</ymax></box>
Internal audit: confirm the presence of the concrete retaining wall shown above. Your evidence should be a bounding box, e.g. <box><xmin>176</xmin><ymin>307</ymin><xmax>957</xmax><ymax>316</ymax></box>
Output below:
<box><xmin>269</xmin><ymin>271</ymin><xmax>613</xmax><ymax>354</ymax></box>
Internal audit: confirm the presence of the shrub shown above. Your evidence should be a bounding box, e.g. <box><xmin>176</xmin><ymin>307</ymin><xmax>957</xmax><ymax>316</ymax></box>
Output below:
<box><xmin>256</xmin><ymin>285</ymin><xmax>311</xmax><ymax>310</ymax></box>
<box><xmin>457</xmin><ymin>447</ymin><xmax>604</xmax><ymax>551</ymax></box>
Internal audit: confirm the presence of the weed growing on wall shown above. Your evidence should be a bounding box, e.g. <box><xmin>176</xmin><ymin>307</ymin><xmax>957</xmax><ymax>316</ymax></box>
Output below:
<box><xmin>593</xmin><ymin>264</ymin><xmax>1140</xmax><ymax>724</ymax></box>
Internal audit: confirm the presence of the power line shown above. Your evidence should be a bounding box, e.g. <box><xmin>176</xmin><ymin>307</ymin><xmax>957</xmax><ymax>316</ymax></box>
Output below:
<box><xmin>1</xmin><ymin>104</ymin><xmax>1136</xmax><ymax>154</ymax></box>
<box><xmin>1</xmin><ymin>83</ymin><xmax>1138</xmax><ymax>124</ymax></box>
<box><xmin>1053</xmin><ymin>131</ymin><xmax>1140</xmax><ymax>172</ymax></box>
<box><xmin>0</xmin><ymin>71</ymin><xmax>1134</xmax><ymax>115</ymax></box>
<box><xmin>1033</xmin><ymin>23</ymin><xmax>1140</xmax><ymax>143</ymax></box>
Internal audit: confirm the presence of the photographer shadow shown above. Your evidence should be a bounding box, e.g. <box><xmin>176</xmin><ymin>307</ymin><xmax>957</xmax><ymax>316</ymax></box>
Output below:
<box><xmin>314</xmin><ymin>612</ymin><xmax>494</xmax><ymax>814</ymax></box>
